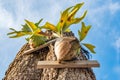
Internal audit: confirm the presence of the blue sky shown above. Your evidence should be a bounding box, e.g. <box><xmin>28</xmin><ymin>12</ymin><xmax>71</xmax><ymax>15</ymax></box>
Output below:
<box><xmin>0</xmin><ymin>0</ymin><xmax>120</xmax><ymax>80</ymax></box>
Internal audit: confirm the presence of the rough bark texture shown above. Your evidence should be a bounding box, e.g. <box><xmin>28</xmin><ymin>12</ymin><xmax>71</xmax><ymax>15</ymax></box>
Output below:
<box><xmin>3</xmin><ymin>32</ymin><xmax>96</xmax><ymax>80</ymax></box>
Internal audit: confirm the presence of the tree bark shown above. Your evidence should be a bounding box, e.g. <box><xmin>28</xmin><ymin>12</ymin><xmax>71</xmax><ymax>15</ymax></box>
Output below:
<box><xmin>3</xmin><ymin>32</ymin><xmax>96</xmax><ymax>80</ymax></box>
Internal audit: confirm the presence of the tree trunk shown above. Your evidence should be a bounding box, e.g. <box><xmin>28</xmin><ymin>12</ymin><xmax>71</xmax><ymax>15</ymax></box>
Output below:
<box><xmin>3</xmin><ymin>32</ymin><xmax>96</xmax><ymax>80</ymax></box>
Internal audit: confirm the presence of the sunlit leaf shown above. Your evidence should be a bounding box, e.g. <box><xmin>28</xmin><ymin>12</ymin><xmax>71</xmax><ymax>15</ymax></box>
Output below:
<box><xmin>65</xmin><ymin>10</ymin><xmax>87</xmax><ymax>29</ymax></box>
<box><xmin>60</xmin><ymin>6</ymin><xmax>73</xmax><ymax>29</ymax></box>
<box><xmin>7</xmin><ymin>28</ymin><xmax>17</xmax><ymax>35</ymax></box>
<box><xmin>29</xmin><ymin>35</ymin><xmax>46</xmax><ymax>47</ymax></box>
<box><xmin>21</xmin><ymin>24</ymin><xmax>31</xmax><ymax>32</ymax></box>
<box><xmin>61</xmin><ymin>3</ymin><xmax>87</xmax><ymax>32</ymax></box>
<box><xmin>9</xmin><ymin>28</ymin><xmax>17</xmax><ymax>32</ymax></box>
<box><xmin>68</xmin><ymin>2</ymin><xmax>84</xmax><ymax>19</ymax></box>
<box><xmin>80</xmin><ymin>22</ymin><xmax>91</xmax><ymax>41</ymax></box>
<box><xmin>43</xmin><ymin>22</ymin><xmax>57</xmax><ymax>32</ymax></box>
<box><xmin>82</xmin><ymin>43</ymin><xmax>96</xmax><ymax>53</ymax></box>
<box><xmin>65</xmin><ymin>28</ymin><xmax>71</xmax><ymax>32</ymax></box>
<box><xmin>72</xmin><ymin>10</ymin><xmax>87</xmax><ymax>24</ymax></box>
<box><xmin>56</xmin><ymin>22</ymin><xmax>61</xmax><ymax>33</ymax></box>
<box><xmin>35</xmin><ymin>19</ymin><xmax>43</xmax><ymax>26</ymax></box>
<box><xmin>25</xmin><ymin>19</ymin><xmax>39</xmax><ymax>32</ymax></box>
<box><xmin>7</xmin><ymin>32</ymin><xmax>16</xmax><ymax>35</ymax></box>
<box><xmin>7</xmin><ymin>31</ymin><xmax>31</xmax><ymax>38</ymax></box>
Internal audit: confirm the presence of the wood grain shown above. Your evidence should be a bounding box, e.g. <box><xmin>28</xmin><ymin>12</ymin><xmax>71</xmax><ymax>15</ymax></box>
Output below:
<box><xmin>23</xmin><ymin>39</ymin><xmax>57</xmax><ymax>55</ymax></box>
<box><xmin>37</xmin><ymin>60</ymin><xmax>100</xmax><ymax>69</ymax></box>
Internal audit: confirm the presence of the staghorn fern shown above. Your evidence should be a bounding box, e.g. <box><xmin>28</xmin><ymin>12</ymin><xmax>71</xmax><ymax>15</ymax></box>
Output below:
<box><xmin>7</xmin><ymin>19</ymin><xmax>48</xmax><ymax>48</ymax></box>
<box><xmin>7</xmin><ymin>2</ymin><xmax>96</xmax><ymax>54</ymax></box>
<box><xmin>42</xmin><ymin>2</ymin><xmax>87</xmax><ymax>37</ymax></box>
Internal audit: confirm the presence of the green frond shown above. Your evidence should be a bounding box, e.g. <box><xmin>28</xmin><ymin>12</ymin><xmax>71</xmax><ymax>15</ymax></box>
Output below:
<box><xmin>82</xmin><ymin>43</ymin><xmax>96</xmax><ymax>53</ymax></box>
<box><xmin>42</xmin><ymin>22</ymin><xmax>57</xmax><ymax>32</ymax></box>
<box><xmin>25</xmin><ymin>19</ymin><xmax>40</xmax><ymax>32</ymax></box>
<box><xmin>35</xmin><ymin>18</ymin><xmax>43</xmax><ymax>26</ymax></box>
<box><xmin>7</xmin><ymin>31</ymin><xmax>31</xmax><ymax>38</ymax></box>
<box><xmin>79</xmin><ymin>22</ymin><xmax>91</xmax><ymax>41</ymax></box>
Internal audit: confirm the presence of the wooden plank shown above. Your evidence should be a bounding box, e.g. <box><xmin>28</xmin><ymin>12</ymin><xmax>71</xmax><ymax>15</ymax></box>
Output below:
<box><xmin>37</xmin><ymin>60</ymin><xmax>100</xmax><ymax>69</ymax></box>
<box><xmin>23</xmin><ymin>37</ymin><xmax>77</xmax><ymax>55</ymax></box>
<box><xmin>23</xmin><ymin>39</ymin><xmax>57</xmax><ymax>55</ymax></box>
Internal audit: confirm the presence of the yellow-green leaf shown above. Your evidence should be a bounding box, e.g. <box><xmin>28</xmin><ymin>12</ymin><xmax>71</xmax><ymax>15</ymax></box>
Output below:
<box><xmin>35</xmin><ymin>19</ymin><xmax>43</xmax><ymax>26</ymax></box>
<box><xmin>60</xmin><ymin>6</ymin><xmax>73</xmax><ymax>29</ymax></box>
<box><xmin>21</xmin><ymin>24</ymin><xmax>31</xmax><ymax>32</ymax></box>
<box><xmin>80</xmin><ymin>22</ymin><xmax>91</xmax><ymax>41</ymax></box>
<box><xmin>71</xmin><ymin>10</ymin><xmax>87</xmax><ymax>24</ymax></box>
<box><xmin>65</xmin><ymin>28</ymin><xmax>71</xmax><ymax>32</ymax></box>
<box><xmin>29</xmin><ymin>35</ymin><xmax>46</xmax><ymax>47</ymax></box>
<box><xmin>62</xmin><ymin>5</ymin><xmax>87</xmax><ymax>32</ymax></box>
<box><xmin>68</xmin><ymin>2</ymin><xmax>84</xmax><ymax>19</ymax></box>
<box><xmin>82</xmin><ymin>43</ymin><xmax>96</xmax><ymax>53</ymax></box>
<box><xmin>7</xmin><ymin>31</ymin><xmax>31</xmax><ymax>38</ymax></box>
<box><xmin>78</xmin><ymin>30</ymin><xmax>81</xmax><ymax>40</ymax></box>
<box><xmin>56</xmin><ymin>22</ymin><xmax>61</xmax><ymax>33</ymax></box>
<box><xmin>25</xmin><ymin>19</ymin><xmax>39</xmax><ymax>32</ymax></box>
<box><xmin>43</xmin><ymin>22</ymin><xmax>57</xmax><ymax>32</ymax></box>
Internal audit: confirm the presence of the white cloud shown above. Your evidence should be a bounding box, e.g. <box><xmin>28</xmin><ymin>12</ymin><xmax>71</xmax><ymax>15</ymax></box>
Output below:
<box><xmin>0</xmin><ymin>0</ymin><xmax>119</xmax><ymax>30</ymax></box>
<box><xmin>0</xmin><ymin>5</ymin><xmax>14</xmax><ymax>28</ymax></box>
<box><xmin>109</xmin><ymin>2</ymin><xmax>120</xmax><ymax>15</ymax></box>
<box><xmin>41</xmin><ymin>1</ymin><xmax>62</xmax><ymax>24</ymax></box>
<box><xmin>87</xmin><ymin>1</ymin><xmax>120</xmax><ymax>27</ymax></box>
<box><xmin>0</xmin><ymin>0</ymin><xmax>62</xmax><ymax>29</ymax></box>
